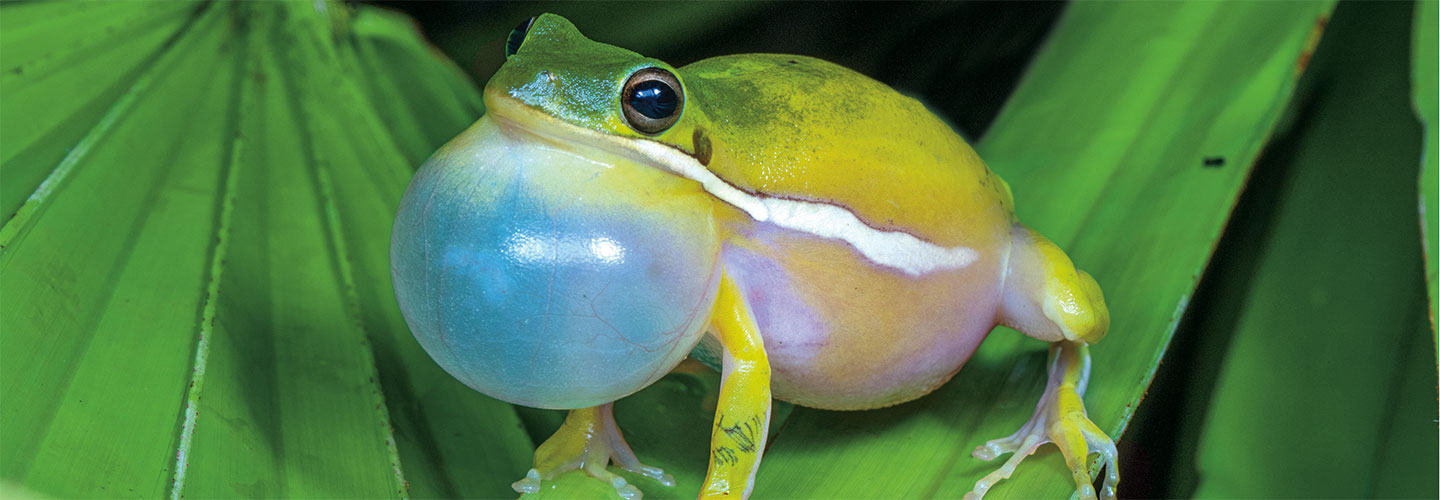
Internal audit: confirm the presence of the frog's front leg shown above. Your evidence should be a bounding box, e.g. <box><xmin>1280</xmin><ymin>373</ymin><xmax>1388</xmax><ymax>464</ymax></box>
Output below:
<box><xmin>511</xmin><ymin>403</ymin><xmax>675</xmax><ymax>500</ymax></box>
<box><xmin>967</xmin><ymin>225</ymin><xmax>1118</xmax><ymax>500</ymax></box>
<box><xmin>700</xmin><ymin>272</ymin><xmax>773</xmax><ymax>499</ymax></box>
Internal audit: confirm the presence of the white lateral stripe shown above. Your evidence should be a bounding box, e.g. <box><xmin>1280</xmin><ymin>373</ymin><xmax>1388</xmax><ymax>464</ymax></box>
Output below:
<box><xmin>626</xmin><ymin>140</ymin><xmax>977</xmax><ymax>276</ymax></box>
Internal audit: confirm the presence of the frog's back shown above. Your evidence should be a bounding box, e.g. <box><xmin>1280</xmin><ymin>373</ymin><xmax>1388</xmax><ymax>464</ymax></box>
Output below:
<box><xmin>680</xmin><ymin>54</ymin><xmax>1015</xmax><ymax>249</ymax></box>
<box><xmin>682</xmin><ymin>55</ymin><xmax>1019</xmax><ymax>410</ymax></box>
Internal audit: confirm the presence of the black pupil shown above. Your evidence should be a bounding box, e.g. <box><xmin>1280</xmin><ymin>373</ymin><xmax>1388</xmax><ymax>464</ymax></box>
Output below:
<box><xmin>505</xmin><ymin>17</ymin><xmax>533</xmax><ymax>57</ymax></box>
<box><xmin>629</xmin><ymin>80</ymin><xmax>677</xmax><ymax>119</ymax></box>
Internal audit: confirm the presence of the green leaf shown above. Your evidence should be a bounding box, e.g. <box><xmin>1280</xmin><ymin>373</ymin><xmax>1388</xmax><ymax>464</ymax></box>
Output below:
<box><xmin>1414</xmin><ymin>0</ymin><xmax>1438</xmax><ymax>333</ymax></box>
<box><xmin>1189</xmin><ymin>2</ymin><xmax>1438</xmax><ymax>497</ymax></box>
<box><xmin>0</xmin><ymin>0</ymin><xmax>200</xmax><ymax>219</ymax></box>
<box><xmin>2</xmin><ymin>3</ymin><xmax>226</xmax><ymax>496</ymax></box>
<box><xmin>1</xmin><ymin>1</ymin><xmax>530</xmax><ymax>498</ymax></box>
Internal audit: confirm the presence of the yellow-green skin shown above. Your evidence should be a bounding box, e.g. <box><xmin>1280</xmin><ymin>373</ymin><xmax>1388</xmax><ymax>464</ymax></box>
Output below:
<box><xmin>674</xmin><ymin>55</ymin><xmax>1020</xmax><ymax>408</ymax></box>
<box><xmin>399</xmin><ymin>14</ymin><xmax>1107</xmax><ymax>412</ymax></box>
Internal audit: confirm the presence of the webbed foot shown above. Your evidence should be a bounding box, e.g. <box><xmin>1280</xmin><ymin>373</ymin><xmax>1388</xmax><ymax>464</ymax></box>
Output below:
<box><xmin>512</xmin><ymin>403</ymin><xmax>675</xmax><ymax>499</ymax></box>
<box><xmin>964</xmin><ymin>342</ymin><xmax>1118</xmax><ymax>500</ymax></box>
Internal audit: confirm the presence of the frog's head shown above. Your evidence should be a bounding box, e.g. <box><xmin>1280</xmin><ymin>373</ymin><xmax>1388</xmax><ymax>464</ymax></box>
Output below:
<box><xmin>486</xmin><ymin>14</ymin><xmax>712</xmax><ymax>154</ymax></box>
<box><xmin>390</xmin><ymin>14</ymin><xmax>721</xmax><ymax>410</ymax></box>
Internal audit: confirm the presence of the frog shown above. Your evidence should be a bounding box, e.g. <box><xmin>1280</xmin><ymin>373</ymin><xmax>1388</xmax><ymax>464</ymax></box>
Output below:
<box><xmin>389</xmin><ymin>13</ymin><xmax>1119</xmax><ymax>500</ymax></box>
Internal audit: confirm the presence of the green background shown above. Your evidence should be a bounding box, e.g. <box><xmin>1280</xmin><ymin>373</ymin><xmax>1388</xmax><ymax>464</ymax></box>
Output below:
<box><xmin>1</xmin><ymin>1</ymin><xmax>1434</xmax><ymax>499</ymax></box>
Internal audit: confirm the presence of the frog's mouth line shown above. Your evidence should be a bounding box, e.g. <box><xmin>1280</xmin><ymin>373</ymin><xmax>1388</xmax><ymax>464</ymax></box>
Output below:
<box><xmin>485</xmin><ymin>91</ymin><xmax>978</xmax><ymax>277</ymax></box>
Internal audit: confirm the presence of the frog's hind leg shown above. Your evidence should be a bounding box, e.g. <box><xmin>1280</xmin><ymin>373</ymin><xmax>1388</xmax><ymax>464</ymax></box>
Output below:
<box><xmin>965</xmin><ymin>225</ymin><xmax>1118</xmax><ymax>500</ymax></box>
<box><xmin>996</xmin><ymin>225</ymin><xmax>1109</xmax><ymax>345</ymax></box>
<box><xmin>511</xmin><ymin>403</ymin><xmax>675</xmax><ymax>500</ymax></box>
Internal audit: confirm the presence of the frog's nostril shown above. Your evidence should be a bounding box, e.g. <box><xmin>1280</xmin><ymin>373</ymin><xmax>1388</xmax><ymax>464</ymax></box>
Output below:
<box><xmin>539</xmin><ymin>70</ymin><xmax>556</xmax><ymax>83</ymax></box>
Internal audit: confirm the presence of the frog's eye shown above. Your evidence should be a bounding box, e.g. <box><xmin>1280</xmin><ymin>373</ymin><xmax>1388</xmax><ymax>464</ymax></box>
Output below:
<box><xmin>505</xmin><ymin>17</ymin><xmax>535</xmax><ymax>58</ymax></box>
<box><xmin>621</xmin><ymin>67</ymin><xmax>684</xmax><ymax>135</ymax></box>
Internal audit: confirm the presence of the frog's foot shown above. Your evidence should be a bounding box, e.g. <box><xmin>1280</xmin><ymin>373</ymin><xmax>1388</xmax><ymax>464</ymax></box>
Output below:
<box><xmin>964</xmin><ymin>341</ymin><xmax>1118</xmax><ymax>500</ymax></box>
<box><xmin>512</xmin><ymin>403</ymin><xmax>675</xmax><ymax>500</ymax></box>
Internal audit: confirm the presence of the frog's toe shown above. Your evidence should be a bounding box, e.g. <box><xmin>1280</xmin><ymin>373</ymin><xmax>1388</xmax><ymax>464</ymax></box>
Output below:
<box><xmin>965</xmin><ymin>342</ymin><xmax>1118</xmax><ymax>500</ymax></box>
<box><xmin>964</xmin><ymin>430</ymin><xmax>1046</xmax><ymax>500</ymax></box>
<box><xmin>512</xmin><ymin>403</ymin><xmax>674</xmax><ymax>499</ymax></box>
<box><xmin>512</xmin><ymin>468</ymin><xmax>543</xmax><ymax>494</ymax></box>
<box><xmin>583</xmin><ymin>468</ymin><xmax>643</xmax><ymax>500</ymax></box>
<box><xmin>609</xmin><ymin>476</ymin><xmax>644</xmax><ymax>500</ymax></box>
<box><xmin>1057</xmin><ymin>416</ymin><xmax>1118</xmax><ymax>500</ymax></box>
<box><xmin>971</xmin><ymin>417</ymin><xmax>1044</xmax><ymax>461</ymax></box>
<box><xmin>616</xmin><ymin>461</ymin><xmax>676</xmax><ymax>488</ymax></box>
<box><xmin>599</xmin><ymin>405</ymin><xmax>675</xmax><ymax>488</ymax></box>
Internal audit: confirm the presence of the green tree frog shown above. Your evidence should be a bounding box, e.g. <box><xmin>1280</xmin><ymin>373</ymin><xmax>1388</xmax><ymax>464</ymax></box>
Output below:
<box><xmin>390</xmin><ymin>14</ymin><xmax>1118</xmax><ymax>500</ymax></box>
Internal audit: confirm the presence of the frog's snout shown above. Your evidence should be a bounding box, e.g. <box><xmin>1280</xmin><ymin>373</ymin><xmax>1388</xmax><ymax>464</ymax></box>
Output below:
<box><xmin>390</xmin><ymin>116</ymin><xmax>721</xmax><ymax>409</ymax></box>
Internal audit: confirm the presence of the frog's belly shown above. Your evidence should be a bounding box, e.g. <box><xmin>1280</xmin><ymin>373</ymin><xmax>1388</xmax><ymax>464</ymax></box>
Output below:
<box><xmin>714</xmin><ymin>224</ymin><xmax>1006</xmax><ymax>411</ymax></box>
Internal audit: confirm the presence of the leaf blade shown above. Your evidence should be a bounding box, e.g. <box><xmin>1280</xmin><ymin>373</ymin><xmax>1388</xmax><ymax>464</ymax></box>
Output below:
<box><xmin>1413</xmin><ymin>0</ymin><xmax>1438</xmax><ymax>330</ymax></box>
<box><xmin>0</xmin><ymin>3</ymin><xmax>233</xmax><ymax>496</ymax></box>
<box><xmin>756</xmin><ymin>2</ymin><xmax>1335</xmax><ymax>498</ymax></box>
<box><xmin>1191</xmin><ymin>3</ymin><xmax>1437</xmax><ymax>497</ymax></box>
<box><xmin>0</xmin><ymin>1</ymin><xmax>533</xmax><ymax>497</ymax></box>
